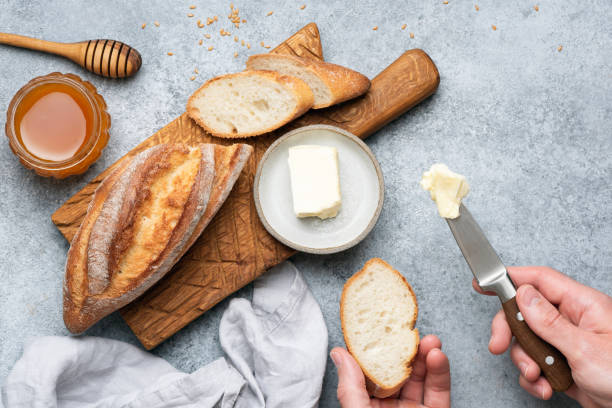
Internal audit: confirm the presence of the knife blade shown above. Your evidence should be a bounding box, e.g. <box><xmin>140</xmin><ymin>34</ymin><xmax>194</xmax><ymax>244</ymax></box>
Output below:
<box><xmin>446</xmin><ymin>204</ymin><xmax>573</xmax><ymax>392</ymax></box>
<box><xmin>446</xmin><ymin>204</ymin><xmax>516</xmax><ymax>302</ymax></box>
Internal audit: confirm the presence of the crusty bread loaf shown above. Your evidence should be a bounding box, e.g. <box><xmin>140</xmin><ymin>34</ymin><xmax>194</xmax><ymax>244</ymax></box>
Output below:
<box><xmin>186</xmin><ymin>70</ymin><xmax>314</xmax><ymax>138</ymax></box>
<box><xmin>340</xmin><ymin>258</ymin><xmax>419</xmax><ymax>398</ymax></box>
<box><xmin>246</xmin><ymin>54</ymin><xmax>370</xmax><ymax>109</ymax></box>
<box><xmin>63</xmin><ymin>142</ymin><xmax>252</xmax><ymax>333</ymax></box>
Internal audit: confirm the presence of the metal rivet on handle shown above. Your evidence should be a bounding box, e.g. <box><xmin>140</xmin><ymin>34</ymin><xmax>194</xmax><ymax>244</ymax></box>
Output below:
<box><xmin>517</xmin><ymin>312</ymin><xmax>524</xmax><ymax>321</ymax></box>
<box><xmin>545</xmin><ymin>356</ymin><xmax>554</xmax><ymax>365</ymax></box>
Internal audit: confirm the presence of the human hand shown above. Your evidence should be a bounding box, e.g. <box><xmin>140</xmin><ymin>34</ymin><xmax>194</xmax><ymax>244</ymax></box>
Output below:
<box><xmin>474</xmin><ymin>266</ymin><xmax>612</xmax><ymax>407</ymax></box>
<box><xmin>331</xmin><ymin>334</ymin><xmax>450</xmax><ymax>408</ymax></box>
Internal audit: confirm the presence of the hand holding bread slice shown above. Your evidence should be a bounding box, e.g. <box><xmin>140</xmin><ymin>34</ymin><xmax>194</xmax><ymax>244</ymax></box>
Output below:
<box><xmin>341</xmin><ymin>258</ymin><xmax>420</xmax><ymax>398</ymax></box>
<box><xmin>187</xmin><ymin>55</ymin><xmax>370</xmax><ymax>138</ymax></box>
<box><xmin>63</xmin><ymin>142</ymin><xmax>252</xmax><ymax>333</ymax></box>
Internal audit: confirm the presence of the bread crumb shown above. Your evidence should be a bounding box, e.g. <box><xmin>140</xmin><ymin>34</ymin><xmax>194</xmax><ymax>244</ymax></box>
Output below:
<box><xmin>194</xmin><ymin>68</ymin><xmax>199</xmax><ymax>74</ymax></box>
<box><xmin>266</xmin><ymin>11</ymin><xmax>273</xmax><ymax>16</ymax></box>
<box><xmin>197</xmin><ymin>20</ymin><xmax>204</xmax><ymax>28</ymax></box>
<box><xmin>141</xmin><ymin>23</ymin><xmax>146</xmax><ymax>29</ymax></box>
<box><xmin>205</xmin><ymin>34</ymin><xmax>211</xmax><ymax>39</ymax></box>
<box><xmin>241</xmin><ymin>39</ymin><xmax>245</xmax><ymax>46</ymax></box>
<box><xmin>242</xmin><ymin>19</ymin><xmax>246</xmax><ymax>23</ymax></box>
<box><xmin>300</xmin><ymin>4</ymin><xmax>306</xmax><ymax>9</ymax></box>
<box><xmin>234</xmin><ymin>52</ymin><xmax>238</xmax><ymax>58</ymax></box>
<box><xmin>154</xmin><ymin>21</ymin><xmax>160</xmax><ymax>27</ymax></box>
<box><xmin>187</xmin><ymin>13</ymin><xmax>194</xmax><ymax>17</ymax></box>
<box><xmin>190</xmin><ymin>76</ymin><xmax>196</xmax><ymax>81</ymax></box>
<box><xmin>247</xmin><ymin>42</ymin><xmax>251</xmax><ymax>49</ymax></box>
<box><xmin>208</xmin><ymin>46</ymin><xmax>214</xmax><ymax>51</ymax></box>
<box><xmin>198</xmin><ymin>39</ymin><xmax>203</xmax><ymax>45</ymax></box>
<box><xmin>557</xmin><ymin>45</ymin><xmax>563</xmax><ymax>52</ymax></box>
<box><xmin>265</xmin><ymin>45</ymin><xmax>271</xmax><ymax>49</ymax></box>
<box><xmin>492</xmin><ymin>25</ymin><xmax>497</xmax><ymax>31</ymax></box>
<box><xmin>372</xmin><ymin>26</ymin><xmax>378</xmax><ymax>31</ymax></box>
<box><xmin>401</xmin><ymin>24</ymin><xmax>407</xmax><ymax>30</ymax></box>
<box><xmin>410</xmin><ymin>32</ymin><xmax>415</xmax><ymax>38</ymax></box>
<box><xmin>190</xmin><ymin>5</ymin><xmax>196</xmax><ymax>9</ymax></box>
<box><xmin>260</xmin><ymin>41</ymin><xmax>265</xmax><ymax>46</ymax></box>
<box><xmin>443</xmin><ymin>1</ymin><xmax>448</xmax><ymax>4</ymax></box>
<box><xmin>534</xmin><ymin>5</ymin><xmax>539</xmax><ymax>11</ymax></box>
<box><xmin>167</xmin><ymin>52</ymin><xmax>173</xmax><ymax>56</ymax></box>
<box><xmin>234</xmin><ymin>36</ymin><xmax>238</xmax><ymax>42</ymax></box>
<box><xmin>475</xmin><ymin>4</ymin><xmax>479</xmax><ymax>11</ymax></box>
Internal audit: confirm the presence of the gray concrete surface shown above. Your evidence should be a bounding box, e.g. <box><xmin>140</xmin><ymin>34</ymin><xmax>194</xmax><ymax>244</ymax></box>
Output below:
<box><xmin>1</xmin><ymin>1</ymin><xmax>610</xmax><ymax>406</ymax></box>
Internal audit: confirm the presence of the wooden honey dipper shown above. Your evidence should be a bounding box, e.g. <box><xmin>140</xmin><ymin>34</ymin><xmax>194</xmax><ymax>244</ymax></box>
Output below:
<box><xmin>0</xmin><ymin>33</ymin><xmax>142</xmax><ymax>78</ymax></box>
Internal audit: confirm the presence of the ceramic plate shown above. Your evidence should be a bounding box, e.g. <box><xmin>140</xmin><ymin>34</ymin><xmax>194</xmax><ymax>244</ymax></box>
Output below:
<box><xmin>254</xmin><ymin>125</ymin><xmax>384</xmax><ymax>254</ymax></box>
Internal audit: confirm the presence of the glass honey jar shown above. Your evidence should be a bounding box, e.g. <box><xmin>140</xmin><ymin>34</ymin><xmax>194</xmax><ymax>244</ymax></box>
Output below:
<box><xmin>5</xmin><ymin>72</ymin><xmax>110</xmax><ymax>178</ymax></box>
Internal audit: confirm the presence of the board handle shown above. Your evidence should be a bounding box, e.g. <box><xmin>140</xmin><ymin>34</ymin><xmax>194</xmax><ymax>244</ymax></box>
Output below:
<box><xmin>303</xmin><ymin>49</ymin><xmax>439</xmax><ymax>139</ymax></box>
<box><xmin>502</xmin><ymin>297</ymin><xmax>573</xmax><ymax>392</ymax></box>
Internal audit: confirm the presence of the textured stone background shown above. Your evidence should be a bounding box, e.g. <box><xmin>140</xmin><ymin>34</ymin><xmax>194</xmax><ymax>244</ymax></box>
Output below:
<box><xmin>0</xmin><ymin>1</ymin><xmax>610</xmax><ymax>406</ymax></box>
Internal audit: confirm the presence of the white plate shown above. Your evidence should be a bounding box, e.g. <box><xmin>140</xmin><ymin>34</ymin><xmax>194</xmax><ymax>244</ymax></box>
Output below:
<box><xmin>254</xmin><ymin>125</ymin><xmax>384</xmax><ymax>254</ymax></box>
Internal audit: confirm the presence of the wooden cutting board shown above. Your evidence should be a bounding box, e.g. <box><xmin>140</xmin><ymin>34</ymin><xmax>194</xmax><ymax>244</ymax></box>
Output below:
<box><xmin>52</xmin><ymin>22</ymin><xmax>440</xmax><ymax>349</ymax></box>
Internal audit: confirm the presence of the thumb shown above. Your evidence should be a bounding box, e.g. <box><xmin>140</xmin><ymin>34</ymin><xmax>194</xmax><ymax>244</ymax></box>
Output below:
<box><xmin>330</xmin><ymin>347</ymin><xmax>371</xmax><ymax>408</ymax></box>
<box><xmin>516</xmin><ymin>284</ymin><xmax>581</xmax><ymax>361</ymax></box>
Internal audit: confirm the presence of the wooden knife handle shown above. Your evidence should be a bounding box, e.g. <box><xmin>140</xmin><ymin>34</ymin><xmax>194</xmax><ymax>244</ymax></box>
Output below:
<box><xmin>502</xmin><ymin>297</ymin><xmax>573</xmax><ymax>392</ymax></box>
<box><xmin>293</xmin><ymin>49</ymin><xmax>440</xmax><ymax>139</ymax></box>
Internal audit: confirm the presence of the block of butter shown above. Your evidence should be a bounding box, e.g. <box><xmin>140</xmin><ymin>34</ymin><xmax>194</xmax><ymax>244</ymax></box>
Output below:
<box><xmin>288</xmin><ymin>145</ymin><xmax>342</xmax><ymax>219</ymax></box>
<box><xmin>420</xmin><ymin>163</ymin><xmax>469</xmax><ymax>219</ymax></box>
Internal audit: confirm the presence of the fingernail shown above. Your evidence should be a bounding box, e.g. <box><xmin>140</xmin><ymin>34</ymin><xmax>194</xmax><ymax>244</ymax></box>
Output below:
<box><xmin>521</xmin><ymin>285</ymin><xmax>541</xmax><ymax>307</ymax></box>
<box><xmin>518</xmin><ymin>362</ymin><xmax>528</xmax><ymax>378</ymax></box>
<box><xmin>538</xmin><ymin>385</ymin><xmax>546</xmax><ymax>400</ymax></box>
<box><xmin>330</xmin><ymin>350</ymin><xmax>342</xmax><ymax>368</ymax></box>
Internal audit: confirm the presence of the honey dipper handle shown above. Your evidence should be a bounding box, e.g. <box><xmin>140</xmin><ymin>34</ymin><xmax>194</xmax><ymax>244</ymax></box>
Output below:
<box><xmin>0</xmin><ymin>32</ymin><xmax>71</xmax><ymax>55</ymax></box>
<box><xmin>0</xmin><ymin>32</ymin><xmax>141</xmax><ymax>78</ymax></box>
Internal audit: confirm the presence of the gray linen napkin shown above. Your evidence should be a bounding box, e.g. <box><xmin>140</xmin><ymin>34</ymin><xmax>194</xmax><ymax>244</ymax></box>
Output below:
<box><xmin>1</xmin><ymin>261</ymin><xmax>328</xmax><ymax>408</ymax></box>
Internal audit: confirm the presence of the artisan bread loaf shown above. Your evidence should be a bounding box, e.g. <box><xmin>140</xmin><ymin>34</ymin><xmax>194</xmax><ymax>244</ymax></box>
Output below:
<box><xmin>341</xmin><ymin>258</ymin><xmax>419</xmax><ymax>398</ymax></box>
<box><xmin>246</xmin><ymin>54</ymin><xmax>370</xmax><ymax>109</ymax></box>
<box><xmin>186</xmin><ymin>70</ymin><xmax>314</xmax><ymax>138</ymax></box>
<box><xmin>63</xmin><ymin>142</ymin><xmax>252</xmax><ymax>333</ymax></box>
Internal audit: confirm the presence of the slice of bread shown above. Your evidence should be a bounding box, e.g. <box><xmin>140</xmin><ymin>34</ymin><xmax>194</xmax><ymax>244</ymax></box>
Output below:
<box><xmin>340</xmin><ymin>258</ymin><xmax>419</xmax><ymax>398</ymax></box>
<box><xmin>246</xmin><ymin>54</ymin><xmax>371</xmax><ymax>109</ymax></box>
<box><xmin>187</xmin><ymin>70</ymin><xmax>314</xmax><ymax>138</ymax></box>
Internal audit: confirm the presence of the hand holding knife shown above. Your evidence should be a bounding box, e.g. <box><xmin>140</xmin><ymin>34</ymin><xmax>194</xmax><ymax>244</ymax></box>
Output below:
<box><xmin>447</xmin><ymin>203</ymin><xmax>573</xmax><ymax>392</ymax></box>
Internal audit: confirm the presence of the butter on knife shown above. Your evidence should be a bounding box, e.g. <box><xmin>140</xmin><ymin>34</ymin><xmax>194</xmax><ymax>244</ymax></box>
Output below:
<box><xmin>420</xmin><ymin>163</ymin><xmax>469</xmax><ymax>219</ymax></box>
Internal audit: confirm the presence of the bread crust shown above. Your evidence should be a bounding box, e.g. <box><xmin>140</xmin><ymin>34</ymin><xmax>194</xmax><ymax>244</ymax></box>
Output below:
<box><xmin>340</xmin><ymin>258</ymin><xmax>419</xmax><ymax>399</ymax></box>
<box><xmin>246</xmin><ymin>54</ymin><xmax>371</xmax><ymax>109</ymax></box>
<box><xmin>63</xmin><ymin>143</ymin><xmax>252</xmax><ymax>334</ymax></box>
<box><xmin>186</xmin><ymin>70</ymin><xmax>314</xmax><ymax>138</ymax></box>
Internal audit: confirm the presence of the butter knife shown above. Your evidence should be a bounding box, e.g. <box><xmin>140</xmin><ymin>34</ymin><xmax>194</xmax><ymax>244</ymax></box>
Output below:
<box><xmin>446</xmin><ymin>204</ymin><xmax>573</xmax><ymax>392</ymax></box>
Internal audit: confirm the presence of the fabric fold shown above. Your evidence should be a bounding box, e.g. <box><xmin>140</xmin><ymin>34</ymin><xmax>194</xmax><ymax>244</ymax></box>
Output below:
<box><xmin>220</xmin><ymin>261</ymin><xmax>328</xmax><ymax>408</ymax></box>
<box><xmin>2</xmin><ymin>261</ymin><xmax>328</xmax><ymax>408</ymax></box>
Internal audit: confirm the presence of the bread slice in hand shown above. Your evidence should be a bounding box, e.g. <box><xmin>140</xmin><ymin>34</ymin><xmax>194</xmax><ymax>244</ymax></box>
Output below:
<box><xmin>63</xmin><ymin>143</ymin><xmax>252</xmax><ymax>333</ymax></box>
<box><xmin>340</xmin><ymin>258</ymin><xmax>419</xmax><ymax>398</ymax></box>
<box><xmin>187</xmin><ymin>70</ymin><xmax>314</xmax><ymax>138</ymax></box>
<box><xmin>246</xmin><ymin>54</ymin><xmax>370</xmax><ymax>109</ymax></box>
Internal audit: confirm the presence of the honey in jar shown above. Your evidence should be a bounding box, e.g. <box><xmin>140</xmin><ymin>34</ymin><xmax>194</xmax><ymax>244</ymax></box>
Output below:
<box><xmin>5</xmin><ymin>72</ymin><xmax>110</xmax><ymax>178</ymax></box>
